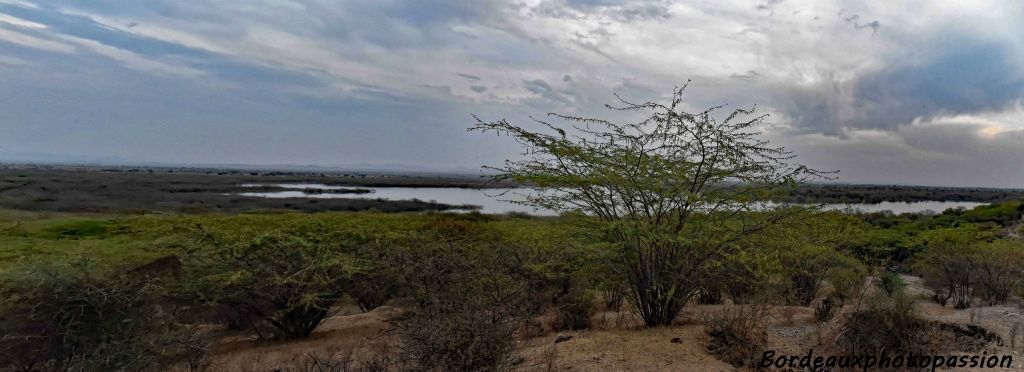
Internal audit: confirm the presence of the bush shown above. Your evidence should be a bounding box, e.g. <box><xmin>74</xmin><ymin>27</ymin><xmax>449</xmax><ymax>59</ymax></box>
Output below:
<box><xmin>696</xmin><ymin>286</ymin><xmax>724</xmax><ymax>305</ymax></box>
<box><xmin>915</xmin><ymin>229</ymin><xmax>977</xmax><ymax>308</ymax></box>
<box><xmin>973</xmin><ymin>240</ymin><xmax>1024</xmax><ymax>305</ymax></box>
<box><xmin>837</xmin><ymin>292</ymin><xmax>931</xmax><ymax>356</ymax></box>
<box><xmin>915</xmin><ymin>228</ymin><xmax>1024</xmax><ymax>308</ymax></box>
<box><xmin>876</xmin><ymin>271</ymin><xmax>905</xmax><ymax>296</ymax></box>
<box><xmin>703</xmin><ymin>304</ymin><xmax>771</xmax><ymax>367</ymax></box>
<box><xmin>552</xmin><ymin>285</ymin><xmax>596</xmax><ymax>331</ymax></box>
<box><xmin>601</xmin><ymin>285</ymin><xmax>626</xmax><ymax>312</ymax></box>
<box><xmin>825</xmin><ymin>261</ymin><xmax>868</xmax><ymax>301</ymax></box>
<box><xmin>341</xmin><ymin>241</ymin><xmax>409</xmax><ymax>312</ymax></box>
<box><xmin>391</xmin><ymin>238</ymin><xmax>528</xmax><ymax>371</ymax></box>
<box><xmin>188</xmin><ymin>224</ymin><xmax>355</xmax><ymax>339</ymax></box>
<box><xmin>782</xmin><ymin>245</ymin><xmax>865</xmax><ymax>306</ymax></box>
<box><xmin>814</xmin><ymin>296</ymin><xmax>838</xmax><ymax>322</ymax></box>
<box><xmin>0</xmin><ymin>261</ymin><xmax>207</xmax><ymax>371</ymax></box>
<box><xmin>343</xmin><ymin>272</ymin><xmax>403</xmax><ymax>312</ymax></box>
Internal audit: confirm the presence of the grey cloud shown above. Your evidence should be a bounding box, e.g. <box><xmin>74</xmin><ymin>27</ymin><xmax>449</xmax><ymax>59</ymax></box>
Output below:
<box><xmin>775</xmin><ymin>38</ymin><xmax>1024</xmax><ymax>134</ymax></box>
<box><xmin>730</xmin><ymin>70</ymin><xmax>763</xmax><ymax>81</ymax></box>
<box><xmin>837</xmin><ymin>9</ymin><xmax>879</xmax><ymax>34</ymax></box>
<box><xmin>755</xmin><ymin>0</ymin><xmax>784</xmax><ymax>14</ymax></box>
<box><xmin>548</xmin><ymin>0</ymin><xmax>671</xmax><ymax>21</ymax></box>
<box><xmin>524</xmin><ymin>79</ymin><xmax>554</xmax><ymax>95</ymax></box>
<box><xmin>470</xmin><ymin>85</ymin><xmax>487</xmax><ymax>93</ymax></box>
<box><xmin>457</xmin><ymin>73</ymin><xmax>481</xmax><ymax>81</ymax></box>
<box><xmin>523</xmin><ymin>79</ymin><xmax>572</xmax><ymax>105</ymax></box>
<box><xmin>855</xmin><ymin>20</ymin><xmax>880</xmax><ymax>34</ymax></box>
<box><xmin>783</xmin><ymin>122</ymin><xmax>1024</xmax><ymax>187</ymax></box>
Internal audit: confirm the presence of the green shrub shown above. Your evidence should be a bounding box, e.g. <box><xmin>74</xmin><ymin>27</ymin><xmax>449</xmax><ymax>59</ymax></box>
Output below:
<box><xmin>552</xmin><ymin>285</ymin><xmax>596</xmax><ymax>331</ymax></box>
<box><xmin>973</xmin><ymin>240</ymin><xmax>1024</xmax><ymax>305</ymax></box>
<box><xmin>0</xmin><ymin>261</ymin><xmax>207</xmax><ymax>371</ymax></box>
<box><xmin>44</xmin><ymin>220</ymin><xmax>114</xmax><ymax>240</ymax></box>
<box><xmin>876</xmin><ymin>271</ymin><xmax>905</xmax><ymax>296</ymax></box>
<box><xmin>781</xmin><ymin>245</ymin><xmax>865</xmax><ymax>306</ymax></box>
<box><xmin>341</xmin><ymin>241</ymin><xmax>409</xmax><ymax>313</ymax></box>
<box><xmin>915</xmin><ymin>228</ymin><xmax>981</xmax><ymax>308</ymax></box>
<box><xmin>187</xmin><ymin>223</ymin><xmax>355</xmax><ymax>339</ymax></box>
<box><xmin>837</xmin><ymin>292</ymin><xmax>931</xmax><ymax>356</ymax></box>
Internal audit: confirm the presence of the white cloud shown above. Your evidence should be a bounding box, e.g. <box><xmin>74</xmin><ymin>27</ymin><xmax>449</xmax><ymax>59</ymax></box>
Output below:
<box><xmin>59</xmin><ymin>35</ymin><xmax>205</xmax><ymax>78</ymax></box>
<box><xmin>0</xmin><ymin>27</ymin><xmax>75</xmax><ymax>53</ymax></box>
<box><xmin>0</xmin><ymin>12</ymin><xmax>43</xmax><ymax>28</ymax></box>
<box><xmin>0</xmin><ymin>0</ymin><xmax>1022</xmax><ymax>186</ymax></box>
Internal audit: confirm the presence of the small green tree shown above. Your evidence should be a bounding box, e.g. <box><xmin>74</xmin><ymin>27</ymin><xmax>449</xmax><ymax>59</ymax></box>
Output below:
<box><xmin>472</xmin><ymin>84</ymin><xmax>824</xmax><ymax>326</ymax></box>
<box><xmin>914</xmin><ymin>228</ymin><xmax>981</xmax><ymax>308</ymax></box>
<box><xmin>188</xmin><ymin>223</ymin><xmax>354</xmax><ymax>338</ymax></box>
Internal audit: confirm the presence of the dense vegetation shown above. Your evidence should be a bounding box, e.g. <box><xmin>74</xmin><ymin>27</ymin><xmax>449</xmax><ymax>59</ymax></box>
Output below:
<box><xmin>0</xmin><ymin>196</ymin><xmax>1020</xmax><ymax>370</ymax></box>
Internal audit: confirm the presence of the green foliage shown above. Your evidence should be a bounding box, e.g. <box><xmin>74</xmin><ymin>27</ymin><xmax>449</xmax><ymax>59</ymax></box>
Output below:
<box><xmin>742</xmin><ymin>211</ymin><xmax>868</xmax><ymax>305</ymax></box>
<box><xmin>552</xmin><ymin>285</ymin><xmax>596</xmax><ymax>331</ymax></box>
<box><xmin>838</xmin><ymin>292</ymin><xmax>931</xmax><ymax>357</ymax></box>
<box><xmin>1</xmin><ymin>199</ymin><xmax>1019</xmax><ymax>370</ymax></box>
<box><xmin>186</xmin><ymin>220</ymin><xmax>356</xmax><ymax>339</ymax></box>
<box><xmin>851</xmin><ymin>200</ymin><xmax>1023</xmax><ymax>266</ymax></box>
<box><xmin>961</xmin><ymin>200</ymin><xmax>1024</xmax><ymax>226</ymax></box>
<box><xmin>914</xmin><ymin>228</ymin><xmax>982</xmax><ymax>308</ymax></box>
<box><xmin>0</xmin><ymin>260</ymin><xmax>206</xmax><ymax>371</ymax></box>
<box><xmin>971</xmin><ymin>240</ymin><xmax>1024</xmax><ymax>305</ymax></box>
<box><xmin>472</xmin><ymin>85</ymin><xmax>824</xmax><ymax>326</ymax></box>
<box><xmin>781</xmin><ymin>244</ymin><xmax>864</xmax><ymax>305</ymax></box>
<box><xmin>43</xmin><ymin>220</ymin><xmax>114</xmax><ymax>239</ymax></box>
<box><xmin>912</xmin><ymin>226</ymin><xmax>1024</xmax><ymax>308</ymax></box>
<box><xmin>876</xmin><ymin>271</ymin><xmax>905</xmax><ymax>296</ymax></box>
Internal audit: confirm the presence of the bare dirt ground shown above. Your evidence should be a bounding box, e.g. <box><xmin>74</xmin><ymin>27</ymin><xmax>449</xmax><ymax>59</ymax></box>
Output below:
<box><xmin>199</xmin><ymin>276</ymin><xmax>1024</xmax><ymax>371</ymax></box>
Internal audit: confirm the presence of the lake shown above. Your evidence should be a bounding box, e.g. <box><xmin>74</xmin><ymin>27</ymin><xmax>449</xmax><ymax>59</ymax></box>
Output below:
<box><xmin>238</xmin><ymin>184</ymin><xmax>987</xmax><ymax>216</ymax></box>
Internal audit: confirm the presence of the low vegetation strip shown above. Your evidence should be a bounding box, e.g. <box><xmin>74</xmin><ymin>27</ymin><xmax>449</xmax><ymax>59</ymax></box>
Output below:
<box><xmin>0</xmin><ymin>166</ymin><xmax>481</xmax><ymax>213</ymax></box>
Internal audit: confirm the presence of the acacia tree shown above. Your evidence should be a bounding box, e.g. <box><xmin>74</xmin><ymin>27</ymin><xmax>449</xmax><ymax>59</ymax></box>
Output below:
<box><xmin>471</xmin><ymin>84</ymin><xmax>825</xmax><ymax>326</ymax></box>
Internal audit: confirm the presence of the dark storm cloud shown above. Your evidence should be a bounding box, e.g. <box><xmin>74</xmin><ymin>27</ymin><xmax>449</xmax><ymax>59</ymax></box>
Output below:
<box><xmin>776</xmin><ymin>38</ymin><xmax>1024</xmax><ymax>134</ymax></box>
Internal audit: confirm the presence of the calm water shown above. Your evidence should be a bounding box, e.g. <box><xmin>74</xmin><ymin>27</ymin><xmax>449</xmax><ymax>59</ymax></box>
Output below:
<box><xmin>239</xmin><ymin>184</ymin><xmax>549</xmax><ymax>215</ymax></box>
<box><xmin>238</xmin><ymin>184</ymin><xmax>986</xmax><ymax>216</ymax></box>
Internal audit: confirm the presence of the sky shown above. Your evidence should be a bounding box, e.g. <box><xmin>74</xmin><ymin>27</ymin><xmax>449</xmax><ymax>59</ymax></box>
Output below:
<box><xmin>0</xmin><ymin>0</ymin><xmax>1022</xmax><ymax>187</ymax></box>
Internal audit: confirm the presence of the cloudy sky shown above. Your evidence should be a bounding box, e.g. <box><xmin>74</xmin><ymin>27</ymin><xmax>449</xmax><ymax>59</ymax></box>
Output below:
<box><xmin>0</xmin><ymin>0</ymin><xmax>1022</xmax><ymax>187</ymax></box>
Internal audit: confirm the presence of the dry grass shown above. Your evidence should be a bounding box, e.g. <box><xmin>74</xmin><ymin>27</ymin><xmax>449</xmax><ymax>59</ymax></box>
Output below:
<box><xmin>190</xmin><ymin>294</ymin><xmax>1021</xmax><ymax>372</ymax></box>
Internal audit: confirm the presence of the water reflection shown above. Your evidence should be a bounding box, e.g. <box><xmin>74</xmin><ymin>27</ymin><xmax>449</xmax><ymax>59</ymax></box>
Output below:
<box><xmin>238</xmin><ymin>184</ymin><xmax>987</xmax><ymax>216</ymax></box>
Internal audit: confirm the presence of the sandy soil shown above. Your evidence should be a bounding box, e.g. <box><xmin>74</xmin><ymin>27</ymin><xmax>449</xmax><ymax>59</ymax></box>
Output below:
<box><xmin>200</xmin><ymin>277</ymin><xmax>1024</xmax><ymax>371</ymax></box>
